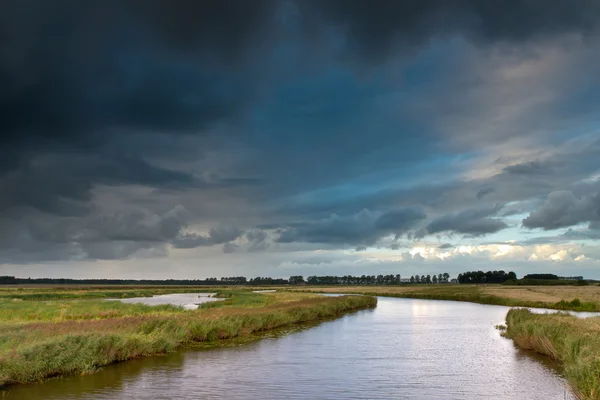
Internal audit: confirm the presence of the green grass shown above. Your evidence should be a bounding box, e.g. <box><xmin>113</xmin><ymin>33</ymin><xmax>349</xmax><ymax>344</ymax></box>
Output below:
<box><xmin>0</xmin><ymin>299</ymin><xmax>182</xmax><ymax>323</ymax></box>
<box><xmin>0</xmin><ymin>287</ymin><xmax>218</xmax><ymax>301</ymax></box>
<box><xmin>504</xmin><ymin>309</ymin><xmax>600</xmax><ymax>400</ymax></box>
<box><xmin>0</xmin><ymin>290</ymin><xmax>376</xmax><ymax>387</ymax></box>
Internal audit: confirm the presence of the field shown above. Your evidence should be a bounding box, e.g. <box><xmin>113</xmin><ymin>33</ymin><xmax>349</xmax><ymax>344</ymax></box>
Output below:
<box><xmin>504</xmin><ymin>309</ymin><xmax>600</xmax><ymax>400</ymax></box>
<box><xmin>284</xmin><ymin>284</ymin><xmax>600</xmax><ymax>311</ymax></box>
<box><xmin>0</xmin><ymin>287</ymin><xmax>376</xmax><ymax>387</ymax></box>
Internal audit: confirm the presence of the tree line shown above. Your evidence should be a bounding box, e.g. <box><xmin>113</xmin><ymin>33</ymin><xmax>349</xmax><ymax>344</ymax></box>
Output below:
<box><xmin>0</xmin><ymin>276</ymin><xmax>274</xmax><ymax>286</ymax></box>
<box><xmin>457</xmin><ymin>270</ymin><xmax>516</xmax><ymax>284</ymax></box>
<box><xmin>2</xmin><ymin>271</ymin><xmax>527</xmax><ymax>286</ymax></box>
<box><xmin>0</xmin><ymin>274</ymin><xmax>443</xmax><ymax>286</ymax></box>
<box><xmin>304</xmin><ymin>275</ymin><xmax>402</xmax><ymax>285</ymax></box>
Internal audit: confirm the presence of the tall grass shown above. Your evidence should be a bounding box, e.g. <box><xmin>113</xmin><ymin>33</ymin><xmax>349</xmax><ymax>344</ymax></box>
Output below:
<box><xmin>0</xmin><ymin>294</ymin><xmax>376</xmax><ymax>387</ymax></box>
<box><xmin>504</xmin><ymin>309</ymin><xmax>600</xmax><ymax>400</ymax></box>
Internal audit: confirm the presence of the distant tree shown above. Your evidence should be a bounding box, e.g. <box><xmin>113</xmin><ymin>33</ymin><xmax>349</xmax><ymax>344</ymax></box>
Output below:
<box><xmin>289</xmin><ymin>276</ymin><xmax>305</xmax><ymax>285</ymax></box>
<box><xmin>426</xmin><ymin>274</ymin><xmax>432</xmax><ymax>284</ymax></box>
<box><xmin>457</xmin><ymin>270</ymin><xmax>515</xmax><ymax>284</ymax></box>
<box><xmin>443</xmin><ymin>273</ymin><xmax>450</xmax><ymax>282</ymax></box>
<box><xmin>432</xmin><ymin>275</ymin><xmax>438</xmax><ymax>283</ymax></box>
<box><xmin>421</xmin><ymin>275</ymin><xmax>426</xmax><ymax>284</ymax></box>
<box><xmin>410</xmin><ymin>276</ymin><xmax>415</xmax><ymax>283</ymax></box>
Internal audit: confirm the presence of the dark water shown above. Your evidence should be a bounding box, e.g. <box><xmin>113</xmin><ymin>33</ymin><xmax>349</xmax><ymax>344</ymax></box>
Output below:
<box><xmin>4</xmin><ymin>297</ymin><xmax>575</xmax><ymax>400</ymax></box>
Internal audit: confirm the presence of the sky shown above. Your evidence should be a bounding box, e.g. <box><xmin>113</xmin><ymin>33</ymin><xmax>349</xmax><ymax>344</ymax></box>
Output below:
<box><xmin>1</xmin><ymin>0</ymin><xmax>600</xmax><ymax>279</ymax></box>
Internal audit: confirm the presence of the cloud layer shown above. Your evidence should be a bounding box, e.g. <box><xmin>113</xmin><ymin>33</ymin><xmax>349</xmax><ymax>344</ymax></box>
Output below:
<box><xmin>1</xmin><ymin>1</ymin><xmax>600</xmax><ymax>277</ymax></box>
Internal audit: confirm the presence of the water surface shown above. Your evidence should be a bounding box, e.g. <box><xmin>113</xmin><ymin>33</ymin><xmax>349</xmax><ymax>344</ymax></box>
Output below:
<box><xmin>111</xmin><ymin>292</ymin><xmax>219</xmax><ymax>310</ymax></box>
<box><xmin>5</xmin><ymin>297</ymin><xmax>576</xmax><ymax>399</ymax></box>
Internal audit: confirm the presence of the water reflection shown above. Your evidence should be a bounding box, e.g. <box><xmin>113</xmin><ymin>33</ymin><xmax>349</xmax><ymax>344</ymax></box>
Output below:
<box><xmin>110</xmin><ymin>293</ymin><xmax>220</xmax><ymax>310</ymax></box>
<box><xmin>5</xmin><ymin>298</ymin><xmax>575</xmax><ymax>400</ymax></box>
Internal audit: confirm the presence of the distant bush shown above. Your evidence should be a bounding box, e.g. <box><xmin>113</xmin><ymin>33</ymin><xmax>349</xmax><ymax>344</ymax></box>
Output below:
<box><xmin>523</xmin><ymin>274</ymin><xmax>559</xmax><ymax>280</ymax></box>
<box><xmin>503</xmin><ymin>279</ymin><xmax>587</xmax><ymax>286</ymax></box>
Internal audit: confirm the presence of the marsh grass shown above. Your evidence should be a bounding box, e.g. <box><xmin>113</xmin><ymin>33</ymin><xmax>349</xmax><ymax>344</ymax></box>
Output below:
<box><xmin>286</xmin><ymin>285</ymin><xmax>600</xmax><ymax>312</ymax></box>
<box><xmin>0</xmin><ymin>290</ymin><xmax>376</xmax><ymax>387</ymax></box>
<box><xmin>0</xmin><ymin>287</ymin><xmax>219</xmax><ymax>301</ymax></box>
<box><xmin>505</xmin><ymin>309</ymin><xmax>600</xmax><ymax>400</ymax></box>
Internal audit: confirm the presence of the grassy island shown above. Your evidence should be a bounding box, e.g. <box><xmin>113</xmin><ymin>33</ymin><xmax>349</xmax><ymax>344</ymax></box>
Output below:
<box><xmin>0</xmin><ymin>288</ymin><xmax>376</xmax><ymax>387</ymax></box>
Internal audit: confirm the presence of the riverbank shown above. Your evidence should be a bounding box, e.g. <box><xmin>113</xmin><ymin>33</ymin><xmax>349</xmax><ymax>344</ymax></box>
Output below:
<box><xmin>504</xmin><ymin>309</ymin><xmax>600</xmax><ymax>400</ymax></box>
<box><xmin>0</xmin><ymin>290</ymin><xmax>376</xmax><ymax>387</ymax></box>
<box><xmin>284</xmin><ymin>284</ymin><xmax>600</xmax><ymax>312</ymax></box>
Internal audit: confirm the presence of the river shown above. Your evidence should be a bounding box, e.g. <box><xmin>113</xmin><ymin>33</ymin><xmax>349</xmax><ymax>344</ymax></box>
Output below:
<box><xmin>4</xmin><ymin>297</ymin><xmax>575</xmax><ymax>399</ymax></box>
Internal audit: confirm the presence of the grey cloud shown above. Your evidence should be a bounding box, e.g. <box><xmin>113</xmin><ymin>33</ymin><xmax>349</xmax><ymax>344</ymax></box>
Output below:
<box><xmin>223</xmin><ymin>242</ymin><xmax>239</xmax><ymax>254</ymax></box>
<box><xmin>438</xmin><ymin>243</ymin><xmax>455</xmax><ymax>249</ymax></box>
<box><xmin>0</xmin><ymin>205</ymin><xmax>189</xmax><ymax>261</ymax></box>
<box><xmin>503</xmin><ymin>160</ymin><xmax>553</xmax><ymax>176</ymax></box>
<box><xmin>0</xmin><ymin>154</ymin><xmax>195</xmax><ymax>216</ymax></box>
<box><xmin>476</xmin><ymin>187</ymin><xmax>494</xmax><ymax>200</ymax></box>
<box><xmin>170</xmin><ymin>226</ymin><xmax>244</xmax><ymax>249</ymax></box>
<box><xmin>425</xmin><ymin>207</ymin><xmax>508</xmax><ymax>237</ymax></box>
<box><xmin>374</xmin><ymin>208</ymin><xmax>426</xmax><ymax>233</ymax></box>
<box><xmin>246</xmin><ymin>229</ymin><xmax>270</xmax><ymax>252</ymax></box>
<box><xmin>562</xmin><ymin>228</ymin><xmax>600</xmax><ymax>240</ymax></box>
<box><xmin>277</xmin><ymin>208</ymin><xmax>425</xmax><ymax>246</ymax></box>
<box><xmin>523</xmin><ymin>190</ymin><xmax>600</xmax><ymax>230</ymax></box>
<box><xmin>501</xmin><ymin>209</ymin><xmax>525</xmax><ymax>217</ymax></box>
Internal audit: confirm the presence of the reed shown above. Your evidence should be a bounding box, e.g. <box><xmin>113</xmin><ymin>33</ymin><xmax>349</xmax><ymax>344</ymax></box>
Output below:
<box><xmin>504</xmin><ymin>308</ymin><xmax>600</xmax><ymax>400</ymax></box>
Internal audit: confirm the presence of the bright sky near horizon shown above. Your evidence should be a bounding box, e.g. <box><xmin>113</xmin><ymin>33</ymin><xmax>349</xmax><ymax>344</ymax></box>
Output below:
<box><xmin>1</xmin><ymin>1</ymin><xmax>600</xmax><ymax>279</ymax></box>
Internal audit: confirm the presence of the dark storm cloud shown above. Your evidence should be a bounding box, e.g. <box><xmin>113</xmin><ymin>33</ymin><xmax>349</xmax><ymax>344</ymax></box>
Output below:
<box><xmin>0</xmin><ymin>0</ymin><xmax>276</xmax><ymax>152</ymax></box>
<box><xmin>3</xmin><ymin>0</ymin><xmax>599</xmax><ymax>163</ymax></box>
<box><xmin>300</xmin><ymin>0</ymin><xmax>600</xmax><ymax>63</ymax></box>
<box><xmin>1</xmin><ymin>0</ymin><xmax>600</xmax><ymax>265</ymax></box>
<box><xmin>424</xmin><ymin>206</ymin><xmax>508</xmax><ymax>237</ymax></box>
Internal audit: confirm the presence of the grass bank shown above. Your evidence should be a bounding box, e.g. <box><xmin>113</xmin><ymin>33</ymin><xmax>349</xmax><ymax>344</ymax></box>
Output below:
<box><xmin>0</xmin><ymin>290</ymin><xmax>376</xmax><ymax>387</ymax></box>
<box><xmin>504</xmin><ymin>309</ymin><xmax>600</xmax><ymax>400</ymax></box>
<box><xmin>0</xmin><ymin>286</ymin><xmax>222</xmax><ymax>301</ymax></box>
<box><xmin>284</xmin><ymin>285</ymin><xmax>600</xmax><ymax>312</ymax></box>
